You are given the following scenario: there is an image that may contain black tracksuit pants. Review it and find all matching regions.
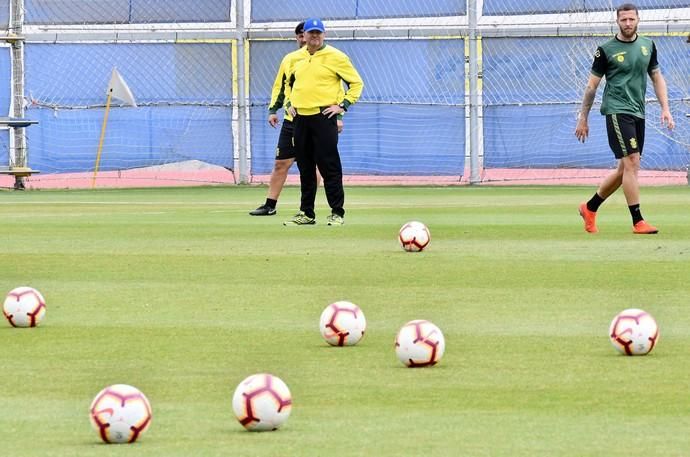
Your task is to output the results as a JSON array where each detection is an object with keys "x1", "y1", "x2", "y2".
[{"x1": 293, "y1": 112, "x2": 344, "y2": 218}]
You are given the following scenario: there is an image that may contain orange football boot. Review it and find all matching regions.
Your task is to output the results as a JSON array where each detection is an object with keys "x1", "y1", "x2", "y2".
[
  {"x1": 633, "y1": 220, "x2": 658, "y2": 234},
  {"x1": 578, "y1": 202, "x2": 598, "y2": 233}
]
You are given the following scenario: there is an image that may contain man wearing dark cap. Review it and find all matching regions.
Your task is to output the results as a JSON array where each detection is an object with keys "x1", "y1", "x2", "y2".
[
  {"x1": 250, "y1": 22, "x2": 344, "y2": 216},
  {"x1": 283, "y1": 18, "x2": 364, "y2": 226},
  {"x1": 250, "y1": 22, "x2": 307, "y2": 216}
]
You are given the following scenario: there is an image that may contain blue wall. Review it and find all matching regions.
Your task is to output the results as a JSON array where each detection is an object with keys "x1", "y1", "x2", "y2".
[
  {"x1": 0, "y1": 46, "x2": 10, "y2": 114},
  {"x1": 25, "y1": 43, "x2": 233, "y2": 172},
  {"x1": 0, "y1": 45, "x2": 12, "y2": 166},
  {"x1": 249, "y1": 39, "x2": 465, "y2": 175},
  {"x1": 251, "y1": 0, "x2": 465, "y2": 21},
  {"x1": 28, "y1": 106, "x2": 232, "y2": 173},
  {"x1": 0, "y1": 0, "x2": 8, "y2": 28},
  {"x1": 1, "y1": 2, "x2": 684, "y2": 175},
  {"x1": 25, "y1": 0, "x2": 232, "y2": 24},
  {"x1": 482, "y1": 36, "x2": 689, "y2": 169},
  {"x1": 484, "y1": 0, "x2": 690, "y2": 15},
  {"x1": 0, "y1": 37, "x2": 7, "y2": 163},
  {"x1": 26, "y1": 43, "x2": 233, "y2": 105}
]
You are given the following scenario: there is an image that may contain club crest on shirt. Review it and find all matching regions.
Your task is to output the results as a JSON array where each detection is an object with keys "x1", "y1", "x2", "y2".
[{"x1": 641, "y1": 46, "x2": 649, "y2": 56}]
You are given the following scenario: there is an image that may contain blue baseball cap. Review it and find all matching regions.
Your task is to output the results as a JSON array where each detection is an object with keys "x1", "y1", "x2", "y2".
[{"x1": 304, "y1": 18, "x2": 325, "y2": 33}]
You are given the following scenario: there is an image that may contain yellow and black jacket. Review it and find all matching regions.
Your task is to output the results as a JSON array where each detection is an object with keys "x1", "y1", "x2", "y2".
[
  {"x1": 268, "y1": 48, "x2": 307, "y2": 122},
  {"x1": 287, "y1": 44, "x2": 363, "y2": 115}
]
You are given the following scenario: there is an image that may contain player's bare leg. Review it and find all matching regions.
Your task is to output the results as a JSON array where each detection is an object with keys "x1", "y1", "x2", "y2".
[
  {"x1": 250, "y1": 158, "x2": 295, "y2": 216},
  {"x1": 267, "y1": 158, "x2": 295, "y2": 200},
  {"x1": 621, "y1": 153, "x2": 640, "y2": 206},
  {"x1": 619, "y1": 152, "x2": 657, "y2": 233},
  {"x1": 580, "y1": 160, "x2": 623, "y2": 233},
  {"x1": 597, "y1": 159, "x2": 624, "y2": 199}
]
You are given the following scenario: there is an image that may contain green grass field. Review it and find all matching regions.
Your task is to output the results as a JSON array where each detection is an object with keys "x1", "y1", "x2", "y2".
[{"x1": 2, "y1": 185, "x2": 690, "y2": 456}]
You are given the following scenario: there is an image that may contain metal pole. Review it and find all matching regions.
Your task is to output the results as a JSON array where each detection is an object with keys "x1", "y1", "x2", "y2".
[
  {"x1": 236, "y1": 0, "x2": 249, "y2": 184},
  {"x1": 468, "y1": 0, "x2": 481, "y2": 184},
  {"x1": 9, "y1": 0, "x2": 26, "y2": 189},
  {"x1": 10, "y1": 0, "x2": 25, "y2": 162}
]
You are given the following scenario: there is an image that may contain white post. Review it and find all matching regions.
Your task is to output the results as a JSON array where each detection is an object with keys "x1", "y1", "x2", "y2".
[
  {"x1": 7, "y1": 0, "x2": 28, "y2": 189},
  {"x1": 9, "y1": 0, "x2": 25, "y2": 165},
  {"x1": 235, "y1": 0, "x2": 249, "y2": 184},
  {"x1": 468, "y1": 0, "x2": 481, "y2": 184}
]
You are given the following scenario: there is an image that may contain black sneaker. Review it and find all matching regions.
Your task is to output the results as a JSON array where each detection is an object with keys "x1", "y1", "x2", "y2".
[{"x1": 249, "y1": 205, "x2": 276, "y2": 216}]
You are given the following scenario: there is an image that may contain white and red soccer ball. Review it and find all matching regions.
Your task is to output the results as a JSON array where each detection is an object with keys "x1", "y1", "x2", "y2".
[
  {"x1": 609, "y1": 308, "x2": 659, "y2": 356},
  {"x1": 398, "y1": 221, "x2": 430, "y2": 252},
  {"x1": 89, "y1": 384, "x2": 152, "y2": 444},
  {"x1": 232, "y1": 373, "x2": 292, "y2": 431},
  {"x1": 395, "y1": 320, "x2": 445, "y2": 367},
  {"x1": 319, "y1": 301, "x2": 367, "y2": 346},
  {"x1": 3, "y1": 286, "x2": 46, "y2": 328}
]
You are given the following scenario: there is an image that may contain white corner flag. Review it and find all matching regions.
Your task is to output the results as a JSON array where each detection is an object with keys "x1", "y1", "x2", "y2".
[
  {"x1": 108, "y1": 68, "x2": 137, "y2": 107},
  {"x1": 92, "y1": 68, "x2": 137, "y2": 188}
]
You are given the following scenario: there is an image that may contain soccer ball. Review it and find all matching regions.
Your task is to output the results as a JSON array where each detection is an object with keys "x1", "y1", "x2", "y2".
[
  {"x1": 398, "y1": 221, "x2": 430, "y2": 252},
  {"x1": 3, "y1": 286, "x2": 46, "y2": 328},
  {"x1": 609, "y1": 308, "x2": 659, "y2": 356},
  {"x1": 395, "y1": 320, "x2": 445, "y2": 367},
  {"x1": 319, "y1": 301, "x2": 367, "y2": 346},
  {"x1": 89, "y1": 384, "x2": 152, "y2": 443},
  {"x1": 232, "y1": 373, "x2": 292, "y2": 431}
]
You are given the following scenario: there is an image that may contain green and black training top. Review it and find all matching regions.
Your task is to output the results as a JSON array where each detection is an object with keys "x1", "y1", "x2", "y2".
[{"x1": 591, "y1": 34, "x2": 659, "y2": 118}]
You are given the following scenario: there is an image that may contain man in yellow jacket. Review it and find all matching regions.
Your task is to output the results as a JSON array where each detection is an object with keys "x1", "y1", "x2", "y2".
[
  {"x1": 283, "y1": 18, "x2": 364, "y2": 226},
  {"x1": 251, "y1": 21, "x2": 344, "y2": 217}
]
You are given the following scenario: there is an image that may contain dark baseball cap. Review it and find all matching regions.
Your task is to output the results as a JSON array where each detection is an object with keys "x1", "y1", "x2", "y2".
[{"x1": 295, "y1": 21, "x2": 305, "y2": 35}]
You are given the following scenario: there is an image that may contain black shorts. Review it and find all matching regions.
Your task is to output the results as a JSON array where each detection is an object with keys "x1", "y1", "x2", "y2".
[
  {"x1": 275, "y1": 119, "x2": 295, "y2": 161},
  {"x1": 605, "y1": 113, "x2": 645, "y2": 159}
]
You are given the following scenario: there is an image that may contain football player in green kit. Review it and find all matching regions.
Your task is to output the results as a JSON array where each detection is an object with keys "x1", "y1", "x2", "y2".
[{"x1": 575, "y1": 3, "x2": 675, "y2": 234}]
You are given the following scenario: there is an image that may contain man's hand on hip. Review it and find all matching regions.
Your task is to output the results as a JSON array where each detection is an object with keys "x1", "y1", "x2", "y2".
[{"x1": 322, "y1": 105, "x2": 344, "y2": 118}]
